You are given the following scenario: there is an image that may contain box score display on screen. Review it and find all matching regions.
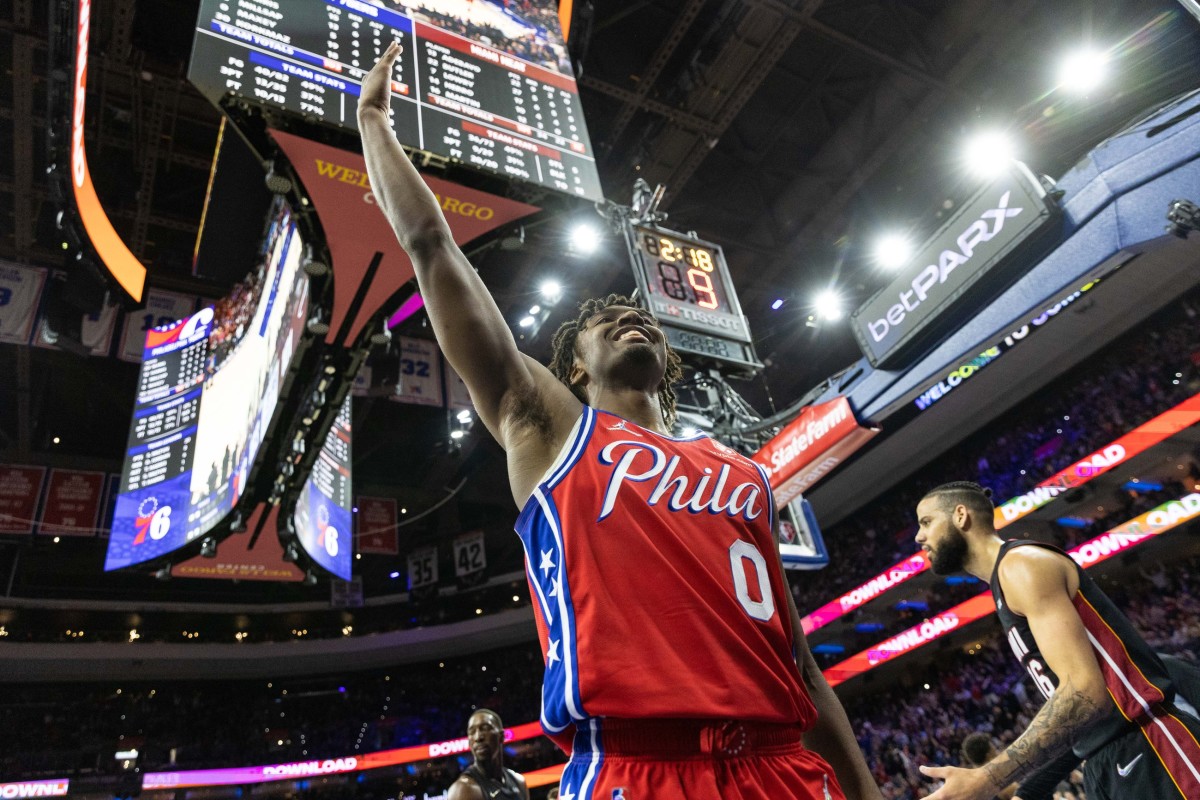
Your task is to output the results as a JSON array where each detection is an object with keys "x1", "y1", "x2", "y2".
[{"x1": 189, "y1": 0, "x2": 602, "y2": 201}]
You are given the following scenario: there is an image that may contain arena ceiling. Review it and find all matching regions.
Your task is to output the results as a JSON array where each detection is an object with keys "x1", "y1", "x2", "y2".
[{"x1": 0, "y1": 0, "x2": 1199, "y2": 607}]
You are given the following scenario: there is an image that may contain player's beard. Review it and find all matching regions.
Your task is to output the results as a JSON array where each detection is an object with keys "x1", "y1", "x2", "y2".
[{"x1": 929, "y1": 525, "x2": 969, "y2": 575}]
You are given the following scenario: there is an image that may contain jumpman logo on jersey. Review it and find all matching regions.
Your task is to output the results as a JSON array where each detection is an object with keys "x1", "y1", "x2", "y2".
[{"x1": 606, "y1": 420, "x2": 642, "y2": 436}]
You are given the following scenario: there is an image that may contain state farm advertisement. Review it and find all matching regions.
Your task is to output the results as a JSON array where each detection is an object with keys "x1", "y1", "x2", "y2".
[{"x1": 752, "y1": 397, "x2": 879, "y2": 507}]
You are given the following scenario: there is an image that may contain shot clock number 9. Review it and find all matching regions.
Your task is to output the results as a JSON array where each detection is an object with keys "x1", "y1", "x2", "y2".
[{"x1": 643, "y1": 234, "x2": 720, "y2": 310}]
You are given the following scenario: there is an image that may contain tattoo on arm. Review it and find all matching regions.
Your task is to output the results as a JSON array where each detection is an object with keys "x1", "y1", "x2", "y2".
[{"x1": 983, "y1": 677, "x2": 1106, "y2": 789}]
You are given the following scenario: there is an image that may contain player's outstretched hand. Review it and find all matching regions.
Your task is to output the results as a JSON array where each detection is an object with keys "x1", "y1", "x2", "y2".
[
  {"x1": 359, "y1": 41, "x2": 402, "y2": 117},
  {"x1": 918, "y1": 764, "x2": 999, "y2": 800}
]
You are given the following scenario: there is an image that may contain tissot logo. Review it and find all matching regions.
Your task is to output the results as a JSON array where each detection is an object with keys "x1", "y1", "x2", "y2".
[{"x1": 867, "y1": 191, "x2": 1023, "y2": 344}]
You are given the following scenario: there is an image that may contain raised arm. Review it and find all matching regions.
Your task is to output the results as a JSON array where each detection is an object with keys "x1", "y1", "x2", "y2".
[
  {"x1": 356, "y1": 43, "x2": 567, "y2": 445},
  {"x1": 921, "y1": 549, "x2": 1108, "y2": 800}
]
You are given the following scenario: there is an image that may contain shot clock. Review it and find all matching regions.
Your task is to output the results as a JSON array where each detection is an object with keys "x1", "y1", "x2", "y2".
[{"x1": 625, "y1": 224, "x2": 761, "y2": 372}]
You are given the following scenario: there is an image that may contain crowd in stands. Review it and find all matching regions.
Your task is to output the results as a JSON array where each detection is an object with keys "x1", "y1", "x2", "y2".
[
  {"x1": 2, "y1": 548, "x2": 1197, "y2": 800},
  {"x1": 205, "y1": 260, "x2": 263, "y2": 372},
  {"x1": 790, "y1": 294, "x2": 1200, "y2": 621},
  {"x1": 385, "y1": 0, "x2": 572, "y2": 73}
]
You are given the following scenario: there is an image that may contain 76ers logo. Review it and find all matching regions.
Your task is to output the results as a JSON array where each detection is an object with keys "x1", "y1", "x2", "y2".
[
  {"x1": 315, "y1": 504, "x2": 339, "y2": 557},
  {"x1": 132, "y1": 497, "x2": 173, "y2": 545}
]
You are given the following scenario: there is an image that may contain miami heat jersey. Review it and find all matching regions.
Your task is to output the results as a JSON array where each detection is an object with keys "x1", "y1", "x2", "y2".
[
  {"x1": 992, "y1": 540, "x2": 1195, "y2": 762},
  {"x1": 514, "y1": 407, "x2": 816, "y2": 745}
]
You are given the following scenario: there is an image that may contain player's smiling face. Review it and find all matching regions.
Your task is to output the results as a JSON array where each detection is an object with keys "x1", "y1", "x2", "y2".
[{"x1": 572, "y1": 305, "x2": 667, "y2": 394}]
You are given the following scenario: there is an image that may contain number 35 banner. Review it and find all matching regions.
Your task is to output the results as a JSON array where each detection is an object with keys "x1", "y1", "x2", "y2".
[
  {"x1": 0, "y1": 263, "x2": 48, "y2": 345},
  {"x1": 392, "y1": 336, "x2": 444, "y2": 407},
  {"x1": 407, "y1": 545, "x2": 439, "y2": 590}
]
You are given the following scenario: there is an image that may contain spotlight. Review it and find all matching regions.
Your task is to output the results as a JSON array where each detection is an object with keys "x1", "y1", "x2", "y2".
[
  {"x1": 873, "y1": 233, "x2": 913, "y2": 270},
  {"x1": 306, "y1": 312, "x2": 330, "y2": 336},
  {"x1": 199, "y1": 538, "x2": 218, "y2": 558},
  {"x1": 369, "y1": 318, "x2": 392, "y2": 347},
  {"x1": 282, "y1": 542, "x2": 300, "y2": 563},
  {"x1": 301, "y1": 244, "x2": 329, "y2": 278},
  {"x1": 540, "y1": 280, "x2": 562, "y2": 301},
  {"x1": 263, "y1": 159, "x2": 293, "y2": 194},
  {"x1": 303, "y1": 570, "x2": 318, "y2": 586},
  {"x1": 518, "y1": 316, "x2": 535, "y2": 328},
  {"x1": 963, "y1": 130, "x2": 1017, "y2": 179},
  {"x1": 456, "y1": 409, "x2": 472, "y2": 423},
  {"x1": 450, "y1": 429, "x2": 465, "y2": 440},
  {"x1": 813, "y1": 290, "x2": 843, "y2": 321},
  {"x1": 310, "y1": 388, "x2": 327, "y2": 408},
  {"x1": 154, "y1": 566, "x2": 171, "y2": 582},
  {"x1": 771, "y1": 298, "x2": 784, "y2": 311},
  {"x1": 1056, "y1": 47, "x2": 1108, "y2": 94},
  {"x1": 569, "y1": 223, "x2": 601, "y2": 255}
]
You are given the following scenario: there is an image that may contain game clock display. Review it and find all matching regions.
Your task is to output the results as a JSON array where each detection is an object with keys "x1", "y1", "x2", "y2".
[{"x1": 627, "y1": 224, "x2": 760, "y2": 371}]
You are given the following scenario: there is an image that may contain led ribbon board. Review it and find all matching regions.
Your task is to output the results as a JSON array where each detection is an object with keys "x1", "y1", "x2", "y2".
[
  {"x1": 143, "y1": 722, "x2": 544, "y2": 789},
  {"x1": 188, "y1": 0, "x2": 601, "y2": 200},
  {"x1": 626, "y1": 224, "x2": 760, "y2": 370},
  {"x1": 799, "y1": 389, "x2": 1200, "y2": 634},
  {"x1": 823, "y1": 491, "x2": 1200, "y2": 686},
  {"x1": 292, "y1": 398, "x2": 353, "y2": 579},
  {"x1": 851, "y1": 163, "x2": 1056, "y2": 368}
]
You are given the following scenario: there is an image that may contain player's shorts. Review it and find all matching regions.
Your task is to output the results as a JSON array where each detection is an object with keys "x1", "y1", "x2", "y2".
[
  {"x1": 1082, "y1": 706, "x2": 1200, "y2": 800},
  {"x1": 556, "y1": 718, "x2": 845, "y2": 800}
]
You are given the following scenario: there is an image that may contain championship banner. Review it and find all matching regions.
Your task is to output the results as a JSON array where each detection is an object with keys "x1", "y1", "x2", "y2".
[
  {"x1": 172, "y1": 505, "x2": 305, "y2": 582},
  {"x1": 351, "y1": 365, "x2": 372, "y2": 397},
  {"x1": 445, "y1": 362, "x2": 474, "y2": 412},
  {"x1": 355, "y1": 496, "x2": 399, "y2": 555},
  {"x1": 407, "y1": 545, "x2": 439, "y2": 590},
  {"x1": 392, "y1": 337, "x2": 444, "y2": 407},
  {"x1": 752, "y1": 397, "x2": 880, "y2": 507},
  {"x1": 38, "y1": 469, "x2": 105, "y2": 537},
  {"x1": 33, "y1": 290, "x2": 119, "y2": 356},
  {"x1": 0, "y1": 262, "x2": 48, "y2": 345},
  {"x1": 118, "y1": 290, "x2": 198, "y2": 362},
  {"x1": 453, "y1": 530, "x2": 486, "y2": 577},
  {"x1": 330, "y1": 577, "x2": 364, "y2": 608},
  {"x1": 269, "y1": 130, "x2": 540, "y2": 345},
  {"x1": 0, "y1": 466, "x2": 47, "y2": 535}
]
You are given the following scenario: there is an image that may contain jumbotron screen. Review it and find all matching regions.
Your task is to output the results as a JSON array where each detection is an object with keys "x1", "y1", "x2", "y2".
[
  {"x1": 188, "y1": 0, "x2": 602, "y2": 200},
  {"x1": 292, "y1": 398, "x2": 353, "y2": 580},
  {"x1": 106, "y1": 200, "x2": 310, "y2": 571}
]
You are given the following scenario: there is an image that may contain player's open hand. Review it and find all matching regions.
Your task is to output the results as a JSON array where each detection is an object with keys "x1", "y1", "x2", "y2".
[
  {"x1": 358, "y1": 40, "x2": 402, "y2": 117},
  {"x1": 919, "y1": 764, "x2": 999, "y2": 800}
]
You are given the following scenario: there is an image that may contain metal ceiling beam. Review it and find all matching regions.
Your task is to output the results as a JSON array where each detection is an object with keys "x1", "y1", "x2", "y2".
[
  {"x1": 602, "y1": 0, "x2": 708, "y2": 150},
  {"x1": 578, "y1": 74, "x2": 720, "y2": 135},
  {"x1": 746, "y1": 0, "x2": 949, "y2": 91},
  {"x1": 776, "y1": 0, "x2": 1037, "y2": 258},
  {"x1": 130, "y1": 79, "x2": 169, "y2": 256}
]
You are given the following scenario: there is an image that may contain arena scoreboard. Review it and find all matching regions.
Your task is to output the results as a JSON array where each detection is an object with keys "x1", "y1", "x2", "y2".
[
  {"x1": 188, "y1": 0, "x2": 602, "y2": 200},
  {"x1": 625, "y1": 224, "x2": 760, "y2": 371}
]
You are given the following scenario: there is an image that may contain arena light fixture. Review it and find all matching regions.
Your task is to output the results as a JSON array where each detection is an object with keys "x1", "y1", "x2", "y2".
[
  {"x1": 873, "y1": 233, "x2": 913, "y2": 270},
  {"x1": 771, "y1": 298, "x2": 785, "y2": 310},
  {"x1": 540, "y1": 279, "x2": 562, "y2": 301},
  {"x1": 569, "y1": 223, "x2": 602, "y2": 254},
  {"x1": 456, "y1": 409, "x2": 472, "y2": 423},
  {"x1": 1056, "y1": 47, "x2": 1109, "y2": 94},
  {"x1": 963, "y1": 130, "x2": 1017, "y2": 179},
  {"x1": 518, "y1": 315, "x2": 536, "y2": 328},
  {"x1": 813, "y1": 290, "x2": 843, "y2": 321}
]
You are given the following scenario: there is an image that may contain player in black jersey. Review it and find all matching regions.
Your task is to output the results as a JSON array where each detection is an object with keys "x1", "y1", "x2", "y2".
[
  {"x1": 447, "y1": 709, "x2": 530, "y2": 800},
  {"x1": 912, "y1": 481, "x2": 1200, "y2": 800}
]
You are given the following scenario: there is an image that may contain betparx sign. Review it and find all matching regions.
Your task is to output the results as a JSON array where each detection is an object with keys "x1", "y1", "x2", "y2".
[{"x1": 851, "y1": 163, "x2": 1055, "y2": 368}]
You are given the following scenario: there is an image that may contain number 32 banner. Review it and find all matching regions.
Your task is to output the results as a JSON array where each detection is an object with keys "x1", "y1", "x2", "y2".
[{"x1": 393, "y1": 336, "x2": 444, "y2": 407}]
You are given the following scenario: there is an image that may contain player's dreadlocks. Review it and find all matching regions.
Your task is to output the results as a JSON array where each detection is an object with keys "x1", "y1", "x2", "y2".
[{"x1": 549, "y1": 294, "x2": 684, "y2": 429}]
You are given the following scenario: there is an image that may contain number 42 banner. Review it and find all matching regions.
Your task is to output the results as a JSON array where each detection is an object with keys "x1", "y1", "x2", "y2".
[{"x1": 454, "y1": 530, "x2": 486, "y2": 578}]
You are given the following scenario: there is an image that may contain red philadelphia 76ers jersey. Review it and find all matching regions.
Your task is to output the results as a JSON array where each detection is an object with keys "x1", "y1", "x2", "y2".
[{"x1": 515, "y1": 407, "x2": 817, "y2": 747}]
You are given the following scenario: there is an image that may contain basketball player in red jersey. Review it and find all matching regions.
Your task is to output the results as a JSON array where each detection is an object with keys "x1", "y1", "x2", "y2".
[
  {"x1": 359, "y1": 42, "x2": 880, "y2": 800},
  {"x1": 914, "y1": 482, "x2": 1200, "y2": 800}
]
